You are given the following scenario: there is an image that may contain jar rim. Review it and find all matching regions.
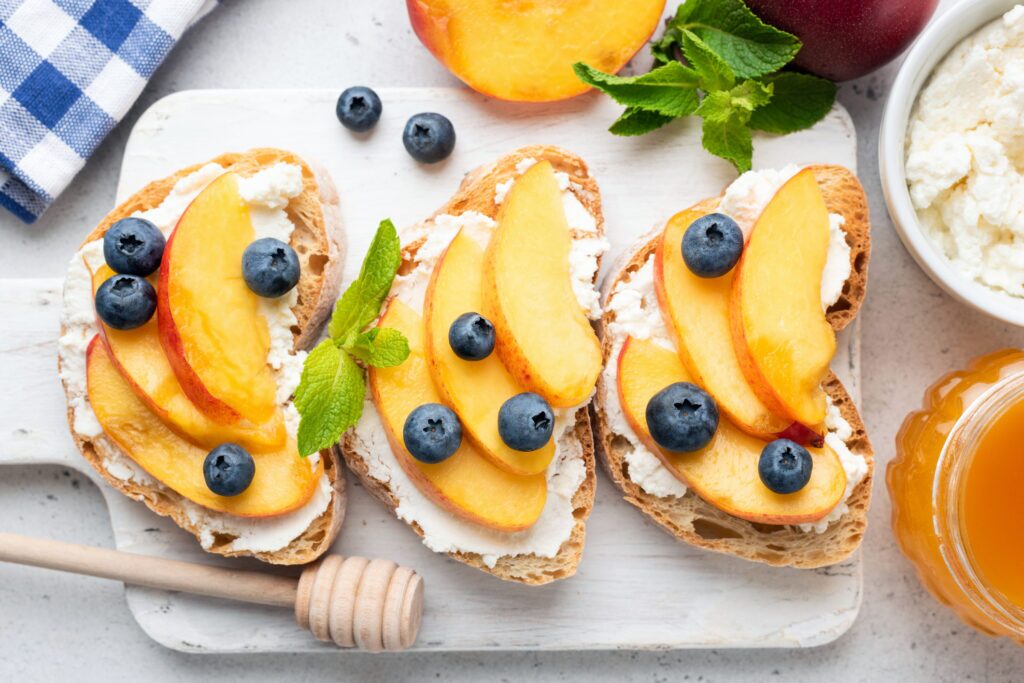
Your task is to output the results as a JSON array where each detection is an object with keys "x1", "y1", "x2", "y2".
[{"x1": 933, "y1": 370, "x2": 1024, "y2": 635}]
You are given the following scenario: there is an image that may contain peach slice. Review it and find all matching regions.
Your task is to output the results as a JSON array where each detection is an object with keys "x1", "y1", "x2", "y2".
[
  {"x1": 425, "y1": 229, "x2": 556, "y2": 476},
  {"x1": 158, "y1": 172, "x2": 278, "y2": 425},
  {"x1": 370, "y1": 299, "x2": 546, "y2": 531},
  {"x1": 86, "y1": 337, "x2": 320, "y2": 517},
  {"x1": 617, "y1": 336, "x2": 845, "y2": 525},
  {"x1": 655, "y1": 207, "x2": 799, "y2": 440},
  {"x1": 91, "y1": 264, "x2": 286, "y2": 452},
  {"x1": 407, "y1": 0, "x2": 665, "y2": 102},
  {"x1": 731, "y1": 169, "x2": 836, "y2": 427},
  {"x1": 483, "y1": 161, "x2": 602, "y2": 408}
]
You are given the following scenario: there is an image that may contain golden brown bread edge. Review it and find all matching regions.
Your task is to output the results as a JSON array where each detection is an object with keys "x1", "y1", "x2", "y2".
[
  {"x1": 593, "y1": 165, "x2": 874, "y2": 569},
  {"x1": 341, "y1": 145, "x2": 600, "y2": 585},
  {"x1": 58, "y1": 148, "x2": 346, "y2": 565}
]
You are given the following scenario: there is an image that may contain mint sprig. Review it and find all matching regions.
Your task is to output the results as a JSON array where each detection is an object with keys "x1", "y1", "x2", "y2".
[
  {"x1": 576, "y1": 0, "x2": 836, "y2": 173},
  {"x1": 295, "y1": 219, "x2": 410, "y2": 456}
]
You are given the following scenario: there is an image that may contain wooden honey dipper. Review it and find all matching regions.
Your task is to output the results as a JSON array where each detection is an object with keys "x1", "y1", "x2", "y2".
[{"x1": 0, "y1": 532, "x2": 423, "y2": 651}]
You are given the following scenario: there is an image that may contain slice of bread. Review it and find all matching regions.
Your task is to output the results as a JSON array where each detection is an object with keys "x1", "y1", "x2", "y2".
[
  {"x1": 58, "y1": 148, "x2": 346, "y2": 565},
  {"x1": 341, "y1": 146, "x2": 600, "y2": 585},
  {"x1": 594, "y1": 165, "x2": 874, "y2": 569}
]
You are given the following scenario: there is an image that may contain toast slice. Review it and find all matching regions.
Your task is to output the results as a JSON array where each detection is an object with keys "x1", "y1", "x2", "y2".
[
  {"x1": 594, "y1": 165, "x2": 874, "y2": 569},
  {"x1": 58, "y1": 148, "x2": 346, "y2": 565},
  {"x1": 341, "y1": 146, "x2": 601, "y2": 585}
]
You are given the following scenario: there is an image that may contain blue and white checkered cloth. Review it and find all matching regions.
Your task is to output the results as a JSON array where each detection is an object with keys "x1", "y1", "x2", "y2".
[{"x1": 0, "y1": 0, "x2": 217, "y2": 223}]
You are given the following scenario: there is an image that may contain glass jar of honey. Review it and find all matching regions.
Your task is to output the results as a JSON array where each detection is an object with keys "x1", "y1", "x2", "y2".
[{"x1": 889, "y1": 349, "x2": 1024, "y2": 640}]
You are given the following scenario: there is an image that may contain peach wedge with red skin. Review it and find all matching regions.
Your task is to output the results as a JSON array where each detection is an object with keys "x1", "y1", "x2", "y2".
[
  {"x1": 158, "y1": 171, "x2": 280, "y2": 425},
  {"x1": 425, "y1": 228, "x2": 556, "y2": 476},
  {"x1": 654, "y1": 205, "x2": 822, "y2": 443},
  {"x1": 370, "y1": 300, "x2": 547, "y2": 531},
  {"x1": 616, "y1": 336, "x2": 846, "y2": 525},
  {"x1": 91, "y1": 263, "x2": 286, "y2": 452},
  {"x1": 407, "y1": 0, "x2": 666, "y2": 102},
  {"x1": 86, "y1": 337, "x2": 321, "y2": 517},
  {"x1": 484, "y1": 161, "x2": 602, "y2": 408},
  {"x1": 730, "y1": 169, "x2": 836, "y2": 428}
]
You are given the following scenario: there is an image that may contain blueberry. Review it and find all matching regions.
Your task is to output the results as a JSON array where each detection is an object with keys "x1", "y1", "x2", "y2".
[
  {"x1": 103, "y1": 217, "x2": 165, "y2": 276},
  {"x1": 645, "y1": 382, "x2": 719, "y2": 452},
  {"x1": 403, "y1": 403, "x2": 462, "y2": 464},
  {"x1": 242, "y1": 238, "x2": 301, "y2": 298},
  {"x1": 682, "y1": 213, "x2": 744, "y2": 278},
  {"x1": 203, "y1": 443, "x2": 256, "y2": 497},
  {"x1": 758, "y1": 439, "x2": 813, "y2": 494},
  {"x1": 336, "y1": 86, "x2": 382, "y2": 132},
  {"x1": 498, "y1": 393, "x2": 554, "y2": 452},
  {"x1": 95, "y1": 275, "x2": 157, "y2": 330},
  {"x1": 448, "y1": 312, "x2": 495, "y2": 361},
  {"x1": 402, "y1": 113, "x2": 456, "y2": 164}
]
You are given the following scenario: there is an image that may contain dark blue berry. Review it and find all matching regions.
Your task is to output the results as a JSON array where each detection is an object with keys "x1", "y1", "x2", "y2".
[
  {"x1": 204, "y1": 443, "x2": 256, "y2": 497},
  {"x1": 404, "y1": 403, "x2": 462, "y2": 464},
  {"x1": 682, "y1": 213, "x2": 744, "y2": 278},
  {"x1": 104, "y1": 217, "x2": 165, "y2": 276},
  {"x1": 95, "y1": 274, "x2": 157, "y2": 330},
  {"x1": 242, "y1": 238, "x2": 301, "y2": 298},
  {"x1": 403, "y1": 113, "x2": 456, "y2": 164},
  {"x1": 448, "y1": 312, "x2": 495, "y2": 361},
  {"x1": 498, "y1": 393, "x2": 554, "y2": 452},
  {"x1": 645, "y1": 382, "x2": 719, "y2": 452},
  {"x1": 758, "y1": 439, "x2": 813, "y2": 494},
  {"x1": 336, "y1": 86, "x2": 382, "y2": 132}
]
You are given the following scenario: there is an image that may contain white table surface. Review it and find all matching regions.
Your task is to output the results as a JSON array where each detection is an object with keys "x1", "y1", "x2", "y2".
[{"x1": 1, "y1": 0, "x2": 1022, "y2": 680}]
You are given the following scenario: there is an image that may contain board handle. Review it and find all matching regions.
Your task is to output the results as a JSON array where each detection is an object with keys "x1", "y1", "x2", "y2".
[{"x1": 0, "y1": 532, "x2": 423, "y2": 651}]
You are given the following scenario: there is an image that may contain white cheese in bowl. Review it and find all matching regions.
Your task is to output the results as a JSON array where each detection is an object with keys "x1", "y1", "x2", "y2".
[{"x1": 905, "y1": 4, "x2": 1024, "y2": 299}]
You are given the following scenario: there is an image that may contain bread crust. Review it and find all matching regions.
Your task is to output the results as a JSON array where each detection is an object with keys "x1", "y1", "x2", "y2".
[
  {"x1": 341, "y1": 146, "x2": 601, "y2": 585},
  {"x1": 58, "y1": 148, "x2": 346, "y2": 565},
  {"x1": 594, "y1": 165, "x2": 874, "y2": 568}
]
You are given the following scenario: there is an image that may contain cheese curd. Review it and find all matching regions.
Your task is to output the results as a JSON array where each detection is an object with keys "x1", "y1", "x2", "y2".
[
  {"x1": 906, "y1": 5, "x2": 1024, "y2": 299},
  {"x1": 57, "y1": 163, "x2": 330, "y2": 554}
]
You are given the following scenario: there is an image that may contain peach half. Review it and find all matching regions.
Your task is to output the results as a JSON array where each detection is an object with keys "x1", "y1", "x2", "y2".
[{"x1": 407, "y1": 0, "x2": 666, "y2": 102}]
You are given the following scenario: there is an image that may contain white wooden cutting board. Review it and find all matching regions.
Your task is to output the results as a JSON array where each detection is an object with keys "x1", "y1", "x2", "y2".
[{"x1": 0, "y1": 88, "x2": 862, "y2": 652}]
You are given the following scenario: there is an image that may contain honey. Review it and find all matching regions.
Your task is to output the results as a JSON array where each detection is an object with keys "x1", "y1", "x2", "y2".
[
  {"x1": 889, "y1": 349, "x2": 1024, "y2": 640},
  {"x1": 960, "y1": 397, "x2": 1024, "y2": 610}
]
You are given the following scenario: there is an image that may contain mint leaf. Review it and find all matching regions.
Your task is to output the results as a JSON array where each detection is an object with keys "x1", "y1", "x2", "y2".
[
  {"x1": 682, "y1": 29, "x2": 734, "y2": 92},
  {"x1": 574, "y1": 62, "x2": 700, "y2": 118},
  {"x1": 702, "y1": 115, "x2": 754, "y2": 173},
  {"x1": 328, "y1": 219, "x2": 401, "y2": 342},
  {"x1": 295, "y1": 340, "x2": 365, "y2": 457},
  {"x1": 609, "y1": 107, "x2": 675, "y2": 136},
  {"x1": 696, "y1": 79, "x2": 772, "y2": 124},
  {"x1": 749, "y1": 72, "x2": 836, "y2": 134},
  {"x1": 347, "y1": 327, "x2": 410, "y2": 368},
  {"x1": 669, "y1": 0, "x2": 801, "y2": 79},
  {"x1": 652, "y1": 27, "x2": 684, "y2": 65}
]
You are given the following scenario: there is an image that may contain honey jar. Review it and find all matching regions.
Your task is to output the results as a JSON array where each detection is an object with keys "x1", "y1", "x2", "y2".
[{"x1": 889, "y1": 349, "x2": 1024, "y2": 640}]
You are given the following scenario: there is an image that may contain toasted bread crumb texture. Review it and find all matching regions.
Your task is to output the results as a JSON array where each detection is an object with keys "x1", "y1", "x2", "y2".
[
  {"x1": 595, "y1": 165, "x2": 874, "y2": 569},
  {"x1": 341, "y1": 146, "x2": 601, "y2": 585},
  {"x1": 59, "y1": 148, "x2": 346, "y2": 565}
]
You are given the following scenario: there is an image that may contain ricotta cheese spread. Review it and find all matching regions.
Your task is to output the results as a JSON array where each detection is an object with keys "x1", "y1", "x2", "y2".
[
  {"x1": 493, "y1": 157, "x2": 609, "y2": 319},
  {"x1": 352, "y1": 208, "x2": 599, "y2": 567},
  {"x1": 601, "y1": 167, "x2": 865, "y2": 530},
  {"x1": 57, "y1": 163, "x2": 330, "y2": 554},
  {"x1": 905, "y1": 5, "x2": 1024, "y2": 299}
]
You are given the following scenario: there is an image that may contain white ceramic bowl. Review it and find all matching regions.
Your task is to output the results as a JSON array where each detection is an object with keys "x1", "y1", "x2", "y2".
[{"x1": 879, "y1": 0, "x2": 1024, "y2": 326}]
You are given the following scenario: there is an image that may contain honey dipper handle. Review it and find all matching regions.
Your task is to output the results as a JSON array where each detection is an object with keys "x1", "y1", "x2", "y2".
[{"x1": 0, "y1": 532, "x2": 297, "y2": 608}]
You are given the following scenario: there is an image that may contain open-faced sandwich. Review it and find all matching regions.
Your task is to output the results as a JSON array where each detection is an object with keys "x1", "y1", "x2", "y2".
[
  {"x1": 595, "y1": 165, "x2": 874, "y2": 568},
  {"x1": 341, "y1": 146, "x2": 606, "y2": 585},
  {"x1": 58, "y1": 149, "x2": 346, "y2": 565}
]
